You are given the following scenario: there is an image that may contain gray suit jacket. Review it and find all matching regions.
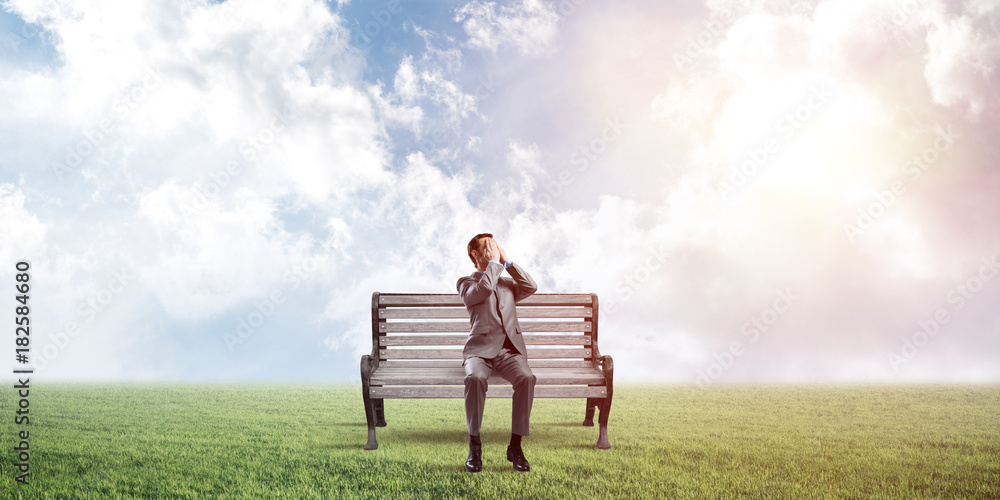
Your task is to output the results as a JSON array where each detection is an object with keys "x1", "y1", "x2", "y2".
[{"x1": 457, "y1": 261, "x2": 538, "y2": 360}]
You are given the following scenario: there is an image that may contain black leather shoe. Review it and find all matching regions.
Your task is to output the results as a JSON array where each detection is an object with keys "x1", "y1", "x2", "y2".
[
  {"x1": 465, "y1": 448, "x2": 482, "y2": 473},
  {"x1": 506, "y1": 446, "x2": 530, "y2": 472}
]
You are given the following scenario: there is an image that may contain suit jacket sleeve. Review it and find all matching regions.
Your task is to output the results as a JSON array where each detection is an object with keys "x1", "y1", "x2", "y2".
[
  {"x1": 456, "y1": 261, "x2": 504, "y2": 307},
  {"x1": 505, "y1": 261, "x2": 537, "y2": 303}
]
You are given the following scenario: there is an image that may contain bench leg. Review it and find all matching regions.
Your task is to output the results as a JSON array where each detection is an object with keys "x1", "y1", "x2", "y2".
[
  {"x1": 361, "y1": 355, "x2": 379, "y2": 450},
  {"x1": 596, "y1": 356, "x2": 614, "y2": 450},
  {"x1": 374, "y1": 398, "x2": 387, "y2": 427},
  {"x1": 596, "y1": 397, "x2": 612, "y2": 449},
  {"x1": 583, "y1": 396, "x2": 598, "y2": 427}
]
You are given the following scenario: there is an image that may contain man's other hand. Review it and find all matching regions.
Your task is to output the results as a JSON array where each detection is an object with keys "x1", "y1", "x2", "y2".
[{"x1": 494, "y1": 239, "x2": 508, "y2": 265}]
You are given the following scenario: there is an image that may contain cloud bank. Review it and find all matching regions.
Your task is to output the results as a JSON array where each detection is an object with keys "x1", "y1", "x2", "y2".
[{"x1": 1, "y1": 0, "x2": 998, "y2": 383}]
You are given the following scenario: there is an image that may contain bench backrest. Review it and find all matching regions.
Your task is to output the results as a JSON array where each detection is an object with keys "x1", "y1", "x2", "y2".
[{"x1": 372, "y1": 293, "x2": 600, "y2": 369}]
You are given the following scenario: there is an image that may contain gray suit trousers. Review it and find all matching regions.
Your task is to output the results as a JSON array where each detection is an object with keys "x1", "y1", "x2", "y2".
[{"x1": 464, "y1": 347, "x2": 536, "y2": 437}]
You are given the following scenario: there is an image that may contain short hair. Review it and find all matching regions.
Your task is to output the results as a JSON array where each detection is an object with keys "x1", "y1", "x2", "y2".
[{"x1": 467, "y1": 233, "x2": 493, "y2": 264}]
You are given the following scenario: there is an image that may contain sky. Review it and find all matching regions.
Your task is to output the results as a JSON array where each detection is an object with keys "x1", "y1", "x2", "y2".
[{"x1": 1, "y1": 0, "x2": 998, "y2": 383}]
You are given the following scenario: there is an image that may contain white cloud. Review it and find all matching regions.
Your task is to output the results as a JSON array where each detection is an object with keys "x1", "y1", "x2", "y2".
[
  {"x1": 454, "y1": 0, "x2": 560, "y2": 55},
  {"x1": 369, "y1": 83, "x2": 424, "y2": 135},
  {"x1": 383, "y1": 49, "x2": 478, "y2": 134},
  {"x1": 137, "y1": 182, "x2": 320, "y2": 319},
  {"x1": 393, "y1": 55, "x2": 422, "y2": 102},
  {"x1": 505, "y1": 140, "x2": 543, "y2": 175},
  {"x1": 0, "y1": 184, "x2": 47, "y2": 263},
  {"x1": 924, "y1": 10, "x2": 1000, "y2": 116}
]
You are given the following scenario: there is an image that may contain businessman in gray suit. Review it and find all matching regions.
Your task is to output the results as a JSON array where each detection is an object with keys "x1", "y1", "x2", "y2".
[{"x1": 457, "y1": 233, "x2": 537, "y2": 472}]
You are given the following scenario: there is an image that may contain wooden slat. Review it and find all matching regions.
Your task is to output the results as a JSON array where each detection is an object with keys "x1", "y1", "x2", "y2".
[
  {"x1": 380, "y1": 335, "x2": 591, "y2": 346},
  {"x1": 380, "y1": 321, "x2": 591, "y2": 333},
  {"x1": 380, "y1": 308, "x2": 466, "y2": 319},
  {"x1": 378, "y1": 360, "x2": 594, "y2": 368},
  {"x1": 370, "y1": 385, "x2": 607, "y2": 398},
  {"x1": 380, "y1": 348, "x2": 591, "y2": 360},
  {"x1": 517, "y1": 294, "x2": 594, "y2": 306},
  {"x1": 371, "y1": 367, "x2": 605, "y2": 385},
  {"x1": 379, "y1": 307, "x2": 592, "y2": 319},
  {"x1": 378, "y1": 293, "x2": 594, "y2": 307},
  {"x1": 379, "y1": 295, "x2": 463, "y2": 307}
]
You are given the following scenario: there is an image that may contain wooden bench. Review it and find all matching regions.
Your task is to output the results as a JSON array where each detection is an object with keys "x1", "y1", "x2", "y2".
[{"x1": 361, "y1": 292, "x2": 614, "y2": 451}]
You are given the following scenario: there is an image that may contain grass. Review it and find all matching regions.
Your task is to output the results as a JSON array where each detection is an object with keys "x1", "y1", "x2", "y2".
[{"x1": 1, "y1": 383, "x2": 998, "y2": 499}]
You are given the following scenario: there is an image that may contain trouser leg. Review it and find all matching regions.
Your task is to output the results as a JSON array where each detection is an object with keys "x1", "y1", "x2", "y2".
[
  {"x1": 494, "y1": 349, "x2": 535, "y2": 436},
  {"x1": 464, "y1": 357, "x2": 491, "y2": 436}
]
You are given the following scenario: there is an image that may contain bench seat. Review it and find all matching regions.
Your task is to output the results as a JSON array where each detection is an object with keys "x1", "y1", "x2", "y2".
[{"x1": 371, "y1": 366, "x2": 608, "y2": 389}]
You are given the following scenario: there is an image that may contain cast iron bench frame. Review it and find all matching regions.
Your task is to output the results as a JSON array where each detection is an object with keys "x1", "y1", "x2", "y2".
[{"x1": 361, "y1": 292, "x2": 614, "y2": 450}]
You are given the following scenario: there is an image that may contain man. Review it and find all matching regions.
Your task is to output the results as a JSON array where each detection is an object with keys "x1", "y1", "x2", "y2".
[{"x1": 457, "y1": 233, "x2": 538, "y2": 473}]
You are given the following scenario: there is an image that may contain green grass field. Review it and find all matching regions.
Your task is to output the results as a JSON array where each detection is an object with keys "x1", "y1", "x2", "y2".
[{"x1": 1, "y1": 383, "x2": 998, "y2": 499}]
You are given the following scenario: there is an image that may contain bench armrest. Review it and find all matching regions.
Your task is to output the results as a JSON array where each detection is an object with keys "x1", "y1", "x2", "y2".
[
  {"x1": 600, "y1": 355, "x2": 613, "y2": 380},
  {"x1": 589, "y1": 293, "x2": 605, "y2": 370}
]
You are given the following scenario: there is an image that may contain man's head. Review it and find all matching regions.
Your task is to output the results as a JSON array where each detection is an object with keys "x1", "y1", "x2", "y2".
[{"x1": 467, "y1": 232, "x2": 493, "y2": 269}]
